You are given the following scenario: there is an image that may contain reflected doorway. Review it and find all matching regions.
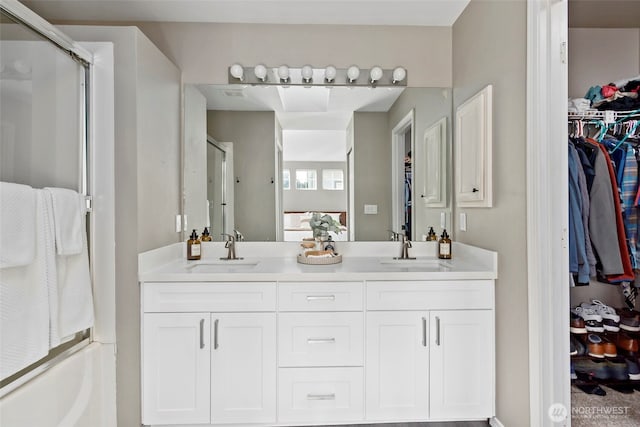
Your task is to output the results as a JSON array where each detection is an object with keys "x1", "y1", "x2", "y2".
[
  {"x1": 207, "y1": 137, "x2": 234, "y2": 236},
  {"x1": 392, "y1": 110, "x2": 415, "y2": 240}
]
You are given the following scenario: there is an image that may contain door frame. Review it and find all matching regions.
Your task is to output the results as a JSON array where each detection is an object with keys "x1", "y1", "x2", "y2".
[
  {"x1": 526, "y1": 1, "x2": 569, "y2": 426},
  {"x1": 391, "y1": 109, "x2": 415, "y2": 238}
]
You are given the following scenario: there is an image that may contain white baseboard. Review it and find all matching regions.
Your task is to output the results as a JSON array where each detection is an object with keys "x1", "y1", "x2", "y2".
[{"x1": 490, "y1": 416, "x2": 506, "y2": 427}]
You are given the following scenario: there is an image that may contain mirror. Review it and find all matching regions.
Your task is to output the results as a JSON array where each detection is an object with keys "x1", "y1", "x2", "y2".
[{"x1": 183, "y1": 84, "x2": 452, "y2": 241}]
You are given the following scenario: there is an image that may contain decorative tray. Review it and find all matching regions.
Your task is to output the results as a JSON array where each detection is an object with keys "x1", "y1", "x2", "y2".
[{"x1": 297, "y1": 253, "x2": 343, "y2": 265}]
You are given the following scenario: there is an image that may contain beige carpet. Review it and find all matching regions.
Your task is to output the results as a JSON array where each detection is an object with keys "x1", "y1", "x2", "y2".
[{"x1": 571, "y1": 384, "x2": 640, "y2": 427}]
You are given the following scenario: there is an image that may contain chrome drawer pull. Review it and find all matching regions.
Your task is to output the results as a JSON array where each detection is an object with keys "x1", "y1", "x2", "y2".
[
  {"x1": 307, "y1": 393, "x2": 335, "y2": 401},
  {"x1": 436, "y1": 316, "x2": 441, "y2": 346},
  {"x1": 306, "y1": 295, "x2": 336, "y2": 301},
  {"x1": 422, "y1": 317, "x2": 427, "y2": 347},
  {"x1": 199, "y1": 319, "x2": 205, "y2": 349},
  {"x1": 307, "y1": 338, "x2": 336, "y2": 344},
  {"x1": 214, "y1": 318, "x2": 219, "y2": 350}
]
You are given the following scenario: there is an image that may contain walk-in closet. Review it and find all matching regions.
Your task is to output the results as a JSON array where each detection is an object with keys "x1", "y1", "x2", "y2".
[{"x1": 567, "y1": 3, "x2": 640, "y2": 425}]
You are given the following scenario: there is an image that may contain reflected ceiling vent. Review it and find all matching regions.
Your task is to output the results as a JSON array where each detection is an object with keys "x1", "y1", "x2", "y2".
[{"x1": 222, "y1": 89, "x2": 246, "y2": 98}]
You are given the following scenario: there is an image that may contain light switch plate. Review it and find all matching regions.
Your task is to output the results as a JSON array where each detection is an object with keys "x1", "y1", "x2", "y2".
[
  {"x1": 364, "y1": 204, "x2": 378, "y2": 215},
  {"x1": 440, "y1": 212, "x2": 446, "y2": 229},
  {"x1": 175, "y1": 215, "x2": 182, "y2": 233},
  {"x1": 459, "y1": 212, "x2": 467, "y2": 232}
]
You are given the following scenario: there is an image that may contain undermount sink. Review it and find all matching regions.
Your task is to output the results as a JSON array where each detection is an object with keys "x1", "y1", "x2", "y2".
[{"x1": 185, "y1": 259, "x2": 260, "y2": 273}]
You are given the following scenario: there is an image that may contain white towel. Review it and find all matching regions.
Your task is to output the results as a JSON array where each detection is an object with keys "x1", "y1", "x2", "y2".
[
  {"x1": 44, "y1": 187, "x2": 85, "y2": 256},
  {"x1": 0, "y1": 181, "x2": 36, "y2": 269},
  {"x1": 0, "y1": 190, "x2": 54, "y2": 380},
  {"x1": 47, "y1": 190, "x2": 94, "y2": 340}
]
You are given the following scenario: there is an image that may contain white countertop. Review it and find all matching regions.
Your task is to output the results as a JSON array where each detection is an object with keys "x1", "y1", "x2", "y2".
[{"x1": 139, "y1": 241, "x2": 497, "y2": 282}]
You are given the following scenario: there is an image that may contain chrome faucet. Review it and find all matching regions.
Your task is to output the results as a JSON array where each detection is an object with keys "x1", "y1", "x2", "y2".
[
  {"x1": 388, "y1": 230, "x2": 401, "y2": 241},
  {"x1": 233, "y1": 229, "x2": 244, "y2": 241},
  {"x1": 221, "y1": 233, "x2": 243, "y2": 260},
  {"x1": 395, "y1": 233, "x2": 416, "y2": 260}
]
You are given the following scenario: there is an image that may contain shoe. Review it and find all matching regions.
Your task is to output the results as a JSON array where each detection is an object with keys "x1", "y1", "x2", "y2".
[
  {"x1": 606, "y1": 357, "x2": 629, "y2": 381},
  {"x1": 625, "y1": 357, "x2": 640, "y2": 380},
  {"x1": 571, "y1": 362, "x2": 577, "y2": 380},
  {"x1": 574, "y1": 380, "x2": 607, "y2": 396},
  {"x1": 572, "y1": 306, "x2": 604, "y2": 332},
  {"x1": 608, "y1": 384, "x2": 635, "y2": 394},
  {"x1": 570, "y1": 310, "x2": 587, "y2": 334},
  {"x1": 570, "y1": 339, "x2": 577, "y2": 356},
  {"x1": 574, "y1": 358, "x2": 611, "y2": 379},
  {"x1": 617, "y1": 307, "x2": 640, "y2": 332},
  {"x1": 617, "y1": 332, "x2": 639, "y2": 356},
  {"x1": 601, "y1": 336, "x2": 618, "y2": 357},
  {"x1": 570, "y1": 335, "x2": 586, "y2": 356},
  {"x1": 584, "y1": 300, "x2": 620, "y2": 332}
]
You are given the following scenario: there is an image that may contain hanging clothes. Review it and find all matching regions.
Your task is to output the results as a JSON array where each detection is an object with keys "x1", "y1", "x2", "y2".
[
  {"x1": 594, "y1": 140, "x2": 635, "y2": 282},
  {"x1": 568, "y1": 144, "x2": 591, "y2": 284}
]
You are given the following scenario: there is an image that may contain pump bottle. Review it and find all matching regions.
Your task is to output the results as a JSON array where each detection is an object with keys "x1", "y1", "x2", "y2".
[
  {"x1": 438, "y1": 229, "x2": 452, "y2": 259},
  {"x1": 187, "y1": 229, "x2": 201, "y2": 260}
]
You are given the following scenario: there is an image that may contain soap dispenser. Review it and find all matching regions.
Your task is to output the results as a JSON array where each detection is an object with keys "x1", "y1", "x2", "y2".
[
  {"x1": 201, "y1": 227, "x2": 212, "y2": 242},
  {"x1": 426, "y1": 227, "x2": 438, "y2": 241},
  {"x1": 438, "y1": 229, "x2": 452, "y2": 259},
  {"x1": 187, "y1": 229, "x2": 201, "y2": 260}
]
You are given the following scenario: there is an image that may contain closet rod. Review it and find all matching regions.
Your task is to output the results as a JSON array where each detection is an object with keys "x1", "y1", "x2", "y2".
[{"x1": 568, "y1": 109, "x2": 640, "y2": 121}]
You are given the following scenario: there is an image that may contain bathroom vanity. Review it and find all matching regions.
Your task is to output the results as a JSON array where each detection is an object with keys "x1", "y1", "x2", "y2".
[{"x1": 138, "y1": 242, "x2": 497, "y2": 426}]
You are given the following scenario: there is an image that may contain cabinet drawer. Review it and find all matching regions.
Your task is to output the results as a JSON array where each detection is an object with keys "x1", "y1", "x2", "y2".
[
  {"x1": 278, "y1": 367, "x2": 364, "y2": 423},
  {"x1": 143, "y1": 282, "x2": 276, "y2": 312},
  {"x1": 279, "y1": 313, "x2": 363, "y2": 367},
  {"x1": 366, "y1": 280, "x2": 494, "y2": 310},
  {"x1": 278, "y1": 282, "x2": 363, "y2": 311}
]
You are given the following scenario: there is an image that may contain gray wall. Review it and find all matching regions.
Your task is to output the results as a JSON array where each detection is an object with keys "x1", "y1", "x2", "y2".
[
  {"x1": 568, "y1": 28, "x2": 640, "y2": 99},
  {"x1": 207, "y1": 110, "x2": 276, "y2": 241},
  {"x1": 452, "y1": 1, "x2": 529, "y2": 426},
  {"x1": 128, "y1": 22, "x2": 452, "y2": 87},
  {"x1": 59, "y1": 26, "x2": 182, "y2": 427},
  {"x1": 388, "y1": 88, "x2": 452, "y2": 238},
  {"x1": 283, "y1": 161, "x2": 347, "y2": 212},
  {"x1": 353, "y1": 112, "x2": 391, "y2": 241}
]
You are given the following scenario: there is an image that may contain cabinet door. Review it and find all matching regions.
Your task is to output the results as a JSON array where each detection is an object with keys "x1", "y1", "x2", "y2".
[
  {"x1": 211, "y1": 313, "x2": 276, "y2": 424},
  {"x1": 420, "y1": 117, "x2": 447, "y2": 207},
  {"x1": 430, "y1": 310, "x2": 494, "y2": 419},
  {"x1": 142, "y1": 313, "x2": 210, "y2": 425},
  {"x1": 365, "y1": 311, "x2": 429, "y2": 421},
  {"x1": 455, "y1": 84, "x2": 492, "y2": 207}
]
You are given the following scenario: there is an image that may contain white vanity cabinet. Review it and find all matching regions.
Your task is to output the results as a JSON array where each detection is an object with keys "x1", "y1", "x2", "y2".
[
  {"x1": 365, "y1": 280, "x2": 495, "y2": 422},
  {"x1": 142, "y1": 313, "x2": 211, "y2": 425},
  {"x1": 277, "y1": 282, "x2": 365, "y2": 424},
  {"x1": 139, "y1": 250, "x2": 496, "y2": 426},
  {"x1": 141, "y1": 282, "x2": 277, "y2": 426}
]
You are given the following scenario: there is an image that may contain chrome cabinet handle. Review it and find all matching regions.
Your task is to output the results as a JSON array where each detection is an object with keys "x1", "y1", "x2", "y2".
[
  {"x1": 306, "y1": 295, "x2": 335, "y2": 301},
  {"x1": 214, "y1": 319, "x2": 219, "y2": 350},
  {"x1": 422, "y1": 317, "x2": 427, "y2": 347},
  {"x1": 307, "y1": 338, "x2": 336, "y2": 344},
  {"x1": 436, "y1": 316, "x2": 441, "y2": 346},
  {"x1": 199, "y1": 319, "x2": 205, "y2": 349},
  {"x1": 307, "y1": 393, "x2": 335, "y2": 401}
]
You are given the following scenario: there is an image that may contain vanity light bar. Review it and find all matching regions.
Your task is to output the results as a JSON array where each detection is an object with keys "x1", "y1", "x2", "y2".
[{"x1": 228, "y1": 64, "x2": 407, "y2": 87}]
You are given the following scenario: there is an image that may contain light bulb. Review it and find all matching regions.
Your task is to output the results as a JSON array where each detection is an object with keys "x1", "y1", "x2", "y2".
[
  {"x1": 277, "y1": 65, "x2": 290, "y2": 82},
  {"x1": 392, "y1": 67, "x2": 406, "y2": 84},
  {"x1": 229, "y1": 63, "x2": 244, "y2": 81},
  {"x1": 369, "y1": 66, "x2": 383, "y2": 84},
  {"x1": 254, "y1": 64, "x2": 267, "y2": 82},
  {"x1": 324, "y1": 65, "x2": 337, "y2": 83},
  {"x1": 347, "y1": 65, "x2": 360, "y2": 83},
  {"x1": 301, "y1": 64, "x2": 313, "y2": 83}
]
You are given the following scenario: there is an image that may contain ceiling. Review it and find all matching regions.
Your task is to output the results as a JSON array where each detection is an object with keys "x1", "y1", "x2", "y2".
[{"x1": 21, "y1": 0, "x2": 470, "y2": 26}]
